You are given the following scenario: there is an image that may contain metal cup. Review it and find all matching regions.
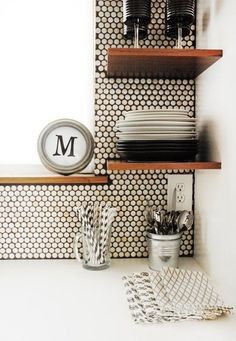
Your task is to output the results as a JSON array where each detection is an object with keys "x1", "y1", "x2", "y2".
[{"x1": 146, "y1": 232, "x2": 181, "y2": 270}]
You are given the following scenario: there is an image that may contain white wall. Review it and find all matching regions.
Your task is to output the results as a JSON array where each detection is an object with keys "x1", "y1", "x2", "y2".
[
  {"x1": 0, "y1": 0, "x2": 94, "y2": 165},
  {"x1": 195, "y1": 0, "x2": 236, "y2": 306}
]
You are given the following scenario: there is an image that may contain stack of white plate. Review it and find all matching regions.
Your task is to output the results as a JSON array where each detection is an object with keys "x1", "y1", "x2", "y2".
[{"x1": 115, "y1": 109, "x2": 198, "y2": 161}]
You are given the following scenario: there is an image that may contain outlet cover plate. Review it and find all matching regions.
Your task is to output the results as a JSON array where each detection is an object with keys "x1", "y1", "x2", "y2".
[{"x1": 167, "y1": 174, "x2": 193, "y2": 211}]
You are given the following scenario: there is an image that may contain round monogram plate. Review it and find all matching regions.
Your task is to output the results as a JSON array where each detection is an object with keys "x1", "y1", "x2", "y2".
[{"x1": 37, "y1": 119, "x2": 94, "y2": 175}]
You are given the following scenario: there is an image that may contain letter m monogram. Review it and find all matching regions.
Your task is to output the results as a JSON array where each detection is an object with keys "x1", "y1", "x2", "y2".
[{"x1": 53, "y1": 135, "x2": 78, "y2": 157}]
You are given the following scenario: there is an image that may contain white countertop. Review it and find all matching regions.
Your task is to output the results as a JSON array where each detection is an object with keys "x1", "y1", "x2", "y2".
[{"x1": 0, "y1": 258, "x2": 235, "y2": 341}]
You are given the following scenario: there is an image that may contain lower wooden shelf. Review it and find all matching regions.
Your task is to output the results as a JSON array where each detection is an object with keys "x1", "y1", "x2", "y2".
[
  {"x1": 107, "y1": 160, "x2": 222, "y2": 171},
  {"x1": 0, "y1": 161, "x2": 222, "y2": 184},
  {"x1": 0, "y1": 165, "x2": 108, "y2": 185}
]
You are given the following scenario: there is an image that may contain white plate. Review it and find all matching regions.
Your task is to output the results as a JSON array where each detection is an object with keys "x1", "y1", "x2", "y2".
[
  {"x1": 124, "y1": 109, "x2": 189, "y2": 115},
  {"x1": 124, "y1": 111, "x2": 189, "y2": 117},
  {"x1": 118, "y1": 135, "x2": 197, "y2": 141},
  {"x1": 116, "y1": 126, "x2": 196, "y2": 133},
  {"x1": 117, "y1": 133, "x2": 197, "y2": 140},
  {"x1": 116, "y1": 121, "x2": 196, "y2": 127},
  {"x1": 118, "y1": 130, "x2": 196, "y2": 134},
  {"x1": 117, "y1": 132, "x2": 196, "y2": 136},
  {"x1": 123, "y1": 115, "x2": 192, "y2": 121},
  {"x1": 119, "y1": 115, "x2": 196, "y2": 122}
]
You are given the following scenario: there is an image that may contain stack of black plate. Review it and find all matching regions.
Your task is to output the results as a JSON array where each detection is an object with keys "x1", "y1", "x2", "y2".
[
  {"x1": 166, "y1": 0, "x2": 195, "y2": 42},
  {"x1": 115, "y1": 109, "x2": 198, "y2": 162},
  {"x1": 123, "y1": 0, "x2": 151, "y2": 43}
]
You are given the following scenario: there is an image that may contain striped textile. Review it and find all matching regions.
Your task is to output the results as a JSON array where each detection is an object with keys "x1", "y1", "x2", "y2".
[{"x1": 122, "y1": 267, "x2": 233, "y2": 323}]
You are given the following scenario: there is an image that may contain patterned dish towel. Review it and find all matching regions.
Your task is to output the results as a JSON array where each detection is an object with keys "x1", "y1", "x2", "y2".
[{"x1": 122, "y1": 267, "x2": 233, "y2": 323}]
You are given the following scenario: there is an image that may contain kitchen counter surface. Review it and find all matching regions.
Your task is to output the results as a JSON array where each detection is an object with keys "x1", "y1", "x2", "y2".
[{"x1": 0, "y1": 258, "x2": 235, "y2": 341}]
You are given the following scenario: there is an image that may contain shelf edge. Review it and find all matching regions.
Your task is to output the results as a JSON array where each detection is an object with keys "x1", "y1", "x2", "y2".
[
  {"x1": 107, "y1": 48, "x2": 223, "y2": 79},
  {"x1": 0, "y1": 176, "x2": 109, "y2": 185},
  {"x1": 108, "y1": 47, "x2": 223, "y2": 57},
  {"x1": 107, "y1": 160, "x2": 222, "y2": 171}
]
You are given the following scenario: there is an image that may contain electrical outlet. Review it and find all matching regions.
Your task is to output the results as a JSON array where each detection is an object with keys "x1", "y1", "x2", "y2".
[
  {"x1": 176, "y1": 183, "x2": 184, "y2": 192},
  {"x1": 167, "y1": 174, "x2": 193, "y2": 211},
  {"x1": 176, "y1": 193, "x2": 185, "y2": 203}
]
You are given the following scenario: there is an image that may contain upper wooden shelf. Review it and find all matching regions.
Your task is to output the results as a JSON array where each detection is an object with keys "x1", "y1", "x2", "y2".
[
  {"x1": 0, "y1": 165, "x2": 108, "y2": 185},
  {"x1": 107, "y1": 48, "x2": 223, "y2": 79},
  {"x1": 107, "y1": 160, "x2": 221, "y2": 171}
]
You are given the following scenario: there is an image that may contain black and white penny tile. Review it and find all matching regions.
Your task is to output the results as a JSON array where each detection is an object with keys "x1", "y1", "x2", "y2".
[{"x1": 0, "y1": 1, "x2": 195, "y2": 259}]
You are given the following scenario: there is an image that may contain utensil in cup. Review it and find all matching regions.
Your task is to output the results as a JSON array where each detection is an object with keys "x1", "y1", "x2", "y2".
[{"x1": 177, "y1": 210, "x2": 193, "y2": 232}]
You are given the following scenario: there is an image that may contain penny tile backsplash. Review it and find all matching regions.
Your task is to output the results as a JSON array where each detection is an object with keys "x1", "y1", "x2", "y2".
[{"x1": 0, "y1": 0, "x2": 195, "y2": 259}]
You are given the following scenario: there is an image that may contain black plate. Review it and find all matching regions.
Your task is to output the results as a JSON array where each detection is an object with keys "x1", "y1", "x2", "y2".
[
  {"x1": 117, "y1": 150, "x2": 196, "y2": 162},
  {"x1": 117, "y1": 142, "x2": 198, "y2": 147},
  {"x1": 117, "y1": 146, "x2": 198, "y2": 152},
  {"x1": 117, "y1": 143, "x2": 198, "y2": 149},
  {"x1": 117, "y1": 140, "x2": 198, "y2": 147},
  {"x1": 117, "y1": 139, "x2": 198, "y2": 143}
]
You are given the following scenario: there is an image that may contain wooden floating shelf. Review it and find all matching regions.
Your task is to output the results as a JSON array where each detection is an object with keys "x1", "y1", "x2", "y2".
[
  {"x1": 107, "y1": 48, "x2": 223, "y2": 79},
  {"x1": 0, "y1": 165, "x2": 108, "y2": 185},
  {"x1": 107, "y1": 160, "x2": 222, "y2": 171}
]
